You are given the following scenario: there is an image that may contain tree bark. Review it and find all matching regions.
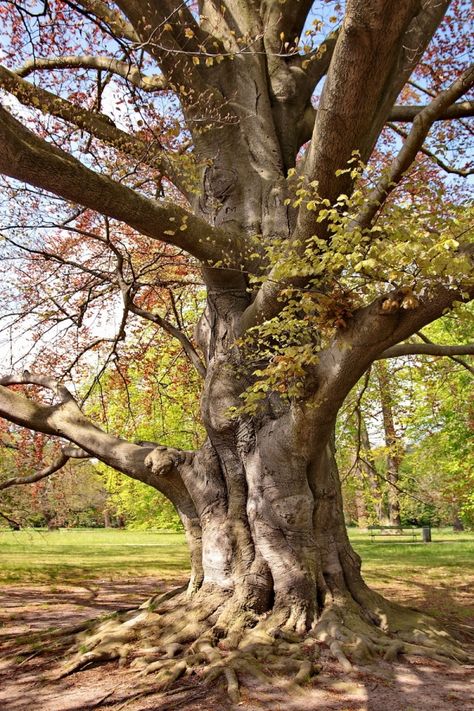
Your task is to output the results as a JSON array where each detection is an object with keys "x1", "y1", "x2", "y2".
[
  {"x1": 0, "y1": 0, "x2": 470, "y2": 680},
  {"x1": 376, "y1": 362, "x2": 403, "y2": 527}
]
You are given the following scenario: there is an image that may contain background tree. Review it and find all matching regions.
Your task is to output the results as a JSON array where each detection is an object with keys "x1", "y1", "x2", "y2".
[
  {"x1": 0, "y1": 428, "x2": 110, "y2": 527},
  {"x1": 338, "y1": 312, "x2": 474, "y2": 530},
  {"x1": 0, "y1": 0, "x2": 473, "y2": 693}
]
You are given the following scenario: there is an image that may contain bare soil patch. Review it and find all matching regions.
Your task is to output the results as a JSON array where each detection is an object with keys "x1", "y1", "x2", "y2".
[{"x1": 1, "y1": 576, "x2": 473, "y2": 711}]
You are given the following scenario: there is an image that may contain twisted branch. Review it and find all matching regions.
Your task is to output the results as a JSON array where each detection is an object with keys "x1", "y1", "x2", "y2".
[{"x1": 0, "y1": 446, "x2": 89, "y2": 492}]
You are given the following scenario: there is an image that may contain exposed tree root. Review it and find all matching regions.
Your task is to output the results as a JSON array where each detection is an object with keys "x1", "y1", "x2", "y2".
[
  {"x1": 22, "y1": 584, "x2": 469, "y2": 704},
  {"x1": 314, "y1": 592, "x2": 470, "y2": 668}
]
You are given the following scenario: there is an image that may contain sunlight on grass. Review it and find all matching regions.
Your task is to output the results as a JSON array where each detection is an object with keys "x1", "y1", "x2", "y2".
[
  {"x1": 0, "y1": 529, "x2": 189, "y2": 584},
  {"x1": 0, "y1": 527, "x2": 472, "y2": 587}
]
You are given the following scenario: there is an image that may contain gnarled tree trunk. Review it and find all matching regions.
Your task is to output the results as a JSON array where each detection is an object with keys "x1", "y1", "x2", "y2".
[{"x1": 0, "y1": 0, "x2": 472, "y2": 696}]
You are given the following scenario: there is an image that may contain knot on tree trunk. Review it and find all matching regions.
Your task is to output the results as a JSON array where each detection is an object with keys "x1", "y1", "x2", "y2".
[{"x1": 144, "y1": 446, "x2": 186, "y2": 476}]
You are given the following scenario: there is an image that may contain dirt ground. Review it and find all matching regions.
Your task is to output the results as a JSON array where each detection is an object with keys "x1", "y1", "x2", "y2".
[{"x1": 0, "y1": 576, "x2": 473, "y2": 711}]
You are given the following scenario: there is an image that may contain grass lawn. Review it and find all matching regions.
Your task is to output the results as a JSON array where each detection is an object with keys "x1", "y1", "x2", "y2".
[
  {"x1": 349, "y1": 529, "x2": 474, "y2": 623},
  {"x1": 0, "y1": 528, "x2": 190, "y2": 585},
  {"x1": 0, "y1": 527, "x2": 473, "y2": 591}
]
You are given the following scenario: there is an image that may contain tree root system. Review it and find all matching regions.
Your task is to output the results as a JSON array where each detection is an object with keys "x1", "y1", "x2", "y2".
[{"x1": 22, "y1": 583, "x2": 466, "y2": 705}]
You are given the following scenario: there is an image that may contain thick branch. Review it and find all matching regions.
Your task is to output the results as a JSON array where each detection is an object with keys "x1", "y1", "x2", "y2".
[
  {"x1": 115, "y1": 0, "x2": 215, "y2": 92},
  {"x1": 298, "y1": 30, "x2": 339, "y2": 92},
  {"x1": 300, "y1": 100, "x2": 474, "y2": 150},
  {"x1": 261, "y1": 0, "x2": 314, "y2": 42},
  {"x1": 262, "y1": 3, "x2": 337, "y2": 127},
  {"x1": 0, "y1": 370, "x2": 77, "y2": 403},
  {"x1": 378, "y1": 342, "x2": 474, "y2": 359},
  {"x1": 299, "y1": 0, "x2": 423, "y2": 225},
  {"x1": 0, "y1": 104, "x2": 241, "y2": 267},
  {"x1": 310, "y1": 284, "x2": 473, "y2": 434},
  {"x1": 390, "y1": 101, "x2": 474, "y2": 122},
  {"x1": 0, "y1": 376, "x2": 198, "y2": 521},
  {"x1": 0, "y1": 373, "x2": 205, "y2": 573},
  {"x1": 0, "y1": 65, "x2": 178, "y2": 185},
  {"x1": 356, "y1": 64, "x2": 474, "y2": 228},
  {"x1": 364, "y1": 0, "x2": 452, "y2": 149},
  {"x1": 292, "y1": 32, "x2": 340, "y2": 150},
  {"x1": 15, "y1": 56, "x2": 167, "y2": 92},
  {"x1": 297, "y1": 1, "x2": 450, "y2": 240},
  {"x1": 72, "y1": 0, "x2": 140, "y2": 43}
]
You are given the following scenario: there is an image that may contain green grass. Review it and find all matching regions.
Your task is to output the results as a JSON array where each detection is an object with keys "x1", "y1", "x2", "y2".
[
  {"x1": 349, "y1": 527, "x2": 474, "y2": 587},
  {"x1": 0, "y1": 526, "x2": 473, "y2": 587},
  {"x1": 0, "y1": 528, "x2": 189, "y2": 584}
]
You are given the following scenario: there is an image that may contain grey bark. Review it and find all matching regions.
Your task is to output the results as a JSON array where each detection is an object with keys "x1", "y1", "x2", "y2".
[{"x1": 0, "y1": 0, "x2": 471, "y2": 628}]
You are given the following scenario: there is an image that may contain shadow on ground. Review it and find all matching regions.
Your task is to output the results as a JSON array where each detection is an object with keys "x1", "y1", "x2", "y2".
[{"x1": 0, "y1": 577, "x2": 472, "y2": 711}]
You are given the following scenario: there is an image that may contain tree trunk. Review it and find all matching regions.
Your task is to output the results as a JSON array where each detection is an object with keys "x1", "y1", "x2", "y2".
[
  {"x1": 354, "y1": 477, "x2": 369, "y2": 529},
  {"x1": 359, "y1": 417, "x2": 386, "y2": 524},
  {"x1": 376, "y1": 362, "x2": 403, "y2": 526},
  {"x1": 170, "y1": 414, "x2": 369, "y2": 633},
  {"x1": 351, "y1": 415, "x2": 385, "y2": 526},
  {"x1": 0, "y1": 0, "x2": 470, "y2": 689}
]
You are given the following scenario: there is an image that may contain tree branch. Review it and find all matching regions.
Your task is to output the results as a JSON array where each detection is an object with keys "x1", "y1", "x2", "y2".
[
  {"x1": 308, "y1": 283, "x2": 473, "y2": 435},
  {"x1": 377, "y1": 342, "x2": 474, "y2": 360},
  {"x1": 261, "y1": 0, "x2": 314, "y2": 42},
  {"x1": 297, "y1": 1, "x2": 425, "y2": 243},
  {"x1": 71, "y1": 0, "x2": 140, "y2": 43},
  {"x1": 0, "y1": 65, "x2": 178, "y2": 186},
  {"x1": 15, "y1": 55, "x2": 167, "y2": 92},
  {"x1": 389, "y1": 101, "x2": 474, "y2": 122},
  {"x1": 294, "y1": 0, "x2": 451, "y2": 174},
  {"x1": 128, "y1": 301, "x2": 206, "y2": 378},
  {"x1": 241, "y1": 3, "x2": 433, "y2": 331},
  {"x1": 355, "y1": 64, "x2": 474, "y2": 229},
  {"x1": 0, "y1": 370, "x2": 77, "y2": 404},
  {"x1": 115, "y1": 0, "x2": 217, "y2": 92},
  {"x1": 416, "y1": 331, "x2": 474, "y2": 375},
  {"x1": 292, "y1": 32, "x2": 340, "y2": 149},
  {"x1": 0, "y1": 446, "x2": 89, "y2": 492},
  {"x1": 363, "y1": 0, "x2": 452, "y2": 149},
  {"x1": 0, "y1": 511, "x2": 21, "y2": 529},
  {"x1": 262, "y1": 4, "x2": 338, "y2": 128},
  {"x1": 294, "y1": 96, "x2": 473, "y2": 152},
  {"x1": 0, "y1": 104, "x2": 241, "y2": 267},
  {"x1": 387, "y1": 122, "x2": 473, "y2": 176},
  {"x1": 0, "y1": 439, "x2": 19, "y2": 450},
  {"x1": 0, "y1": 374, "x2": 199, "y2": 521}
]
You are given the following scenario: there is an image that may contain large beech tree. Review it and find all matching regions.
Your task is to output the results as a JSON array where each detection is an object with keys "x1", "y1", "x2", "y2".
[{"x1": 0, "y1": 0, "x2": 473, "y2": 693}]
